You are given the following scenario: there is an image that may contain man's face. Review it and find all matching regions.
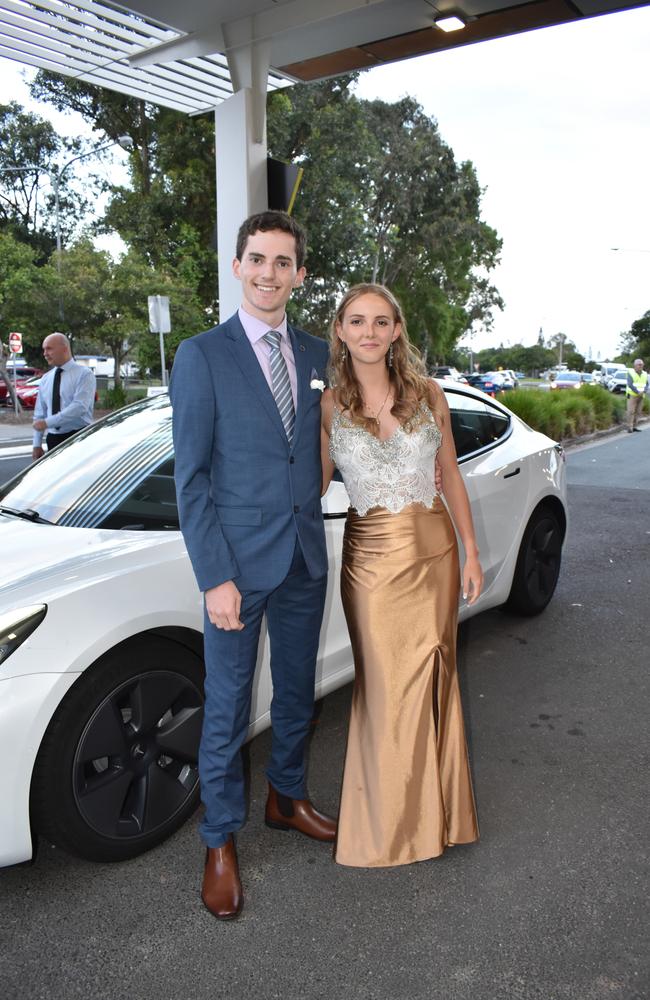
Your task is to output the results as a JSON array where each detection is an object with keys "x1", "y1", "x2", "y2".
[
  {"x1": 42, "y1": 336, "x2": 70, "y2": 368},
  {"x1": 634, "y1": 360, "x2": 644, "y2": 373},
  {"x1": 233, "y1": 229, "x2": 305, "y2": 322}
]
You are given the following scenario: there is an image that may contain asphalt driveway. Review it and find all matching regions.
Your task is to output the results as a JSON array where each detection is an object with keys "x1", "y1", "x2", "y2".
[{"x1": 1, "y1": 430, "x2": 648, "y2": 1000}]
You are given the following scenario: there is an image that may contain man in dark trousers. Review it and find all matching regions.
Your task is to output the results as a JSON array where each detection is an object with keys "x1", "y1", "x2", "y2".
[
  {"x1": 32, "y1": 333, "x2": 96, "y2": 460},
  {"x1": 170, "y1": 211, "x2": 334, "y2": 920}
]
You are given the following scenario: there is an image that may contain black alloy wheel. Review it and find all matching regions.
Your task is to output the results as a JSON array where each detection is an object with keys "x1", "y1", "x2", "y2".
[
  {"x1": 31, "y1": 637, "x2": 204, "y2": 862},
  {"x1": 505, "y1": 506, "x2": 563, "y2": 616}
]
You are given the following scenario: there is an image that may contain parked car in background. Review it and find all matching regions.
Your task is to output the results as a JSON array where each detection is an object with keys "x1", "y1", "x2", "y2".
[
  {"x1": 549, "y1": 371, "x2": 586, "y2": 390},
  {"x1": 579, "y1": 372, "x2": 594, "y2": 384},
  {"x1": 464, "y1": 373, "x2": 504, "y2": 398},
  {"x1": 592, "y1": 362, "x2": 626, "y2": 386},
  {"x1": 0, "y1": 385, "x2": 567, "y2": 868},
  {"x1": 501, "y1": 369, "x2": 519, "y2": 388},
  {"x1": 607, "y1": 370, "x2": 629, "y2": 394},
  {"x1": 430, "y1": 365, "x2": 468, "y2": 383},
  {"x1": 0, "y1": 367, "x2": 43, "y2": 405},
  {"x1": 483, "y1": 371, "x2": 514, "y2": 391},
  {"x1": 15, "y1": 375, "x2": 42, "y2": 409}
]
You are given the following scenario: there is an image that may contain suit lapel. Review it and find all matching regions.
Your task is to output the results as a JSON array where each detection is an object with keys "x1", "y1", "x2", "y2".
[
  {"x1": 290, "y1": 325, "x2": 315, "y2": 449},
  {"x1": 224, "y1": 315, "x2": 289, "y2": 444}
]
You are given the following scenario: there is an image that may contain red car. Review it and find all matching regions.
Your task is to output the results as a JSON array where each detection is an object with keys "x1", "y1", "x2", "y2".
[
  {"x1": 0, "y1": 367, "x2": 43, "y2": 405},
  {"x1": 15, "y1": 375, "x2": 42, "y2": 409},
  {"x1": 14, "y1": 375, "x2": 99, "y2": 410}
]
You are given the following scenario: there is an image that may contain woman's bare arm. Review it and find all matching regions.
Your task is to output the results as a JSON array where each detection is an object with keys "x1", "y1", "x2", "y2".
[
  {"x1": 430, "y1": 383, "x2": 484, "y2": 604},
  {"x1": 320, "y1": 388, "x2": 336, "y2": 496}
]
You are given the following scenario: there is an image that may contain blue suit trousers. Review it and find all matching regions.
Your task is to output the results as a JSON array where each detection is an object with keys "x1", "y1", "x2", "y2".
[{"x1": 199, "y1": 540, "x2": 327, "y2": 848}]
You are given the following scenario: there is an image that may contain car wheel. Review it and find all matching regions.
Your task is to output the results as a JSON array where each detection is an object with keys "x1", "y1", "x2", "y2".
[
  {"x1": 505, "y1": 506, "x2": 563, "y2": 616},
  {"x1": 31, "y1": 636, "x2": 204, "y2": 862}
]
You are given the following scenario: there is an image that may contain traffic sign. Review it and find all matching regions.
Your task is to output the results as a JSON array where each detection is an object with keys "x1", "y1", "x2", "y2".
[{"x1": 8, "y1": 331, "x2": 22, "y2": 353}]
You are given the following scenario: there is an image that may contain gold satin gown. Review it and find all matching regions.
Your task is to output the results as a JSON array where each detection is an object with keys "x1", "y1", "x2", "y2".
[{"x1": 330, "y1": 404, "x2": 479, "y2": 868}]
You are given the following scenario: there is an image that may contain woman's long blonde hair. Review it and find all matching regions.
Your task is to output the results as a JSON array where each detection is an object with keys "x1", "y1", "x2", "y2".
[{"x1": 328, "y1": 283, "x2": 434, "y2": 434}]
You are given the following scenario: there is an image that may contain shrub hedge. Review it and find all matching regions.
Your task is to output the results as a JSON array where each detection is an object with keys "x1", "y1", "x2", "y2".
[{"x1": 500, "y1": 385, "x2": 645, "y2": 439}]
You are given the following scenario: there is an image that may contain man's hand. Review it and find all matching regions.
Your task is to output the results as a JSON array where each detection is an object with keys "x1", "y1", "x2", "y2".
[
  {"x1": 33, "y1": 419, "x2": 48, "y2": 432},
  {"x1": 32, "y1": 446, "x2": 44, "y2": 461},
  {"x1": 205, "y1": 580, "x2": 244, "y2": 631},
  {"x1": 435, "y1": 456, "x2": 443, "y2": 494}
]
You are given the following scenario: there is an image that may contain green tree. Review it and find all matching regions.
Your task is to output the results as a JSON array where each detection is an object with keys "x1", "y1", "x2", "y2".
[
  {"x1": 56, "y1": 241, "x2": 208, "y2": 385},
  {"x1": 0, "y1": 102, "x2": 88, "y2": 260},
  {"x1": 31, "y1": 74, "x2": 218, "y2": 304},
  {"x1": 619, "y1": 310, "x2": 650, "y2": 361},
  {"x1": 268, "y1": 81, "x2": 503, "y2": 354},
  {"x1": 32, "y1": 72, "x2": 503, "y2": 358},
  {"x1": 0, "y1": 231, "x2": 58, "y2": 362}
]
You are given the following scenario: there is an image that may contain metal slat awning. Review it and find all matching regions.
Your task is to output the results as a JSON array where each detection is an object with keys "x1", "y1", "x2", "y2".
[
  {"x1": 2, "y1": 1, "x2": 649, "y2": 114},
  {"x1": 0, "y1": 0, "x2": 290, "y2": 114}
]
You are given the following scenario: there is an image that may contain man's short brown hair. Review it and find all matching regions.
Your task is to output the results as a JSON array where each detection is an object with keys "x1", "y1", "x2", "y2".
[{"x1": 235, "y1": 211, "x2": 307, "y2": 270}]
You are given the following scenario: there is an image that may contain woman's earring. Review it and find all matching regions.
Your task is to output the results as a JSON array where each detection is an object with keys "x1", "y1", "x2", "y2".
[
  {"x1": 388, "y1": 343, "x2": 394, "y2": 368},
  {"x1": 341, "y1": 342, "x2": 347, "y2": 361}
]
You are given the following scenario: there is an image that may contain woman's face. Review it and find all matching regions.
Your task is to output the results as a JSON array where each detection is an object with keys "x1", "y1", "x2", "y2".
[{"x1": 336, "y1": 292, "x2": 401, "y2": 369}]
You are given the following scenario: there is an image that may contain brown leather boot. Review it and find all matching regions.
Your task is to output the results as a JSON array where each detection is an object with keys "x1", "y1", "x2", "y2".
[
  {"x1": 201, "y1": 837, "x2": 243, "y2": 920},
  {"x1": 265, "y1": 784, "x2": 337, "y2": 842}
]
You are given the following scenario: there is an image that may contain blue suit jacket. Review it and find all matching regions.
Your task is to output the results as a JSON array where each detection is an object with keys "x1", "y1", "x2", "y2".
[{"x1": 169, "y1": 313, "x2": 329, "y2": 593}]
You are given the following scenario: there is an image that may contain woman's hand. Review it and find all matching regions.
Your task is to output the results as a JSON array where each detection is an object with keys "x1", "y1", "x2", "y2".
[{"x1": 462, "y1": 553, "x2": 483, "y2": 606}]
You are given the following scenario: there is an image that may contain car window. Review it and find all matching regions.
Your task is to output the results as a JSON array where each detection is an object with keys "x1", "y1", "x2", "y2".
[
  {"x1": 96, "y1": 458, "x2": 179, "y2": 530},
  {"x1": 446, "y1": 390, "x2": 510, "y2": 460},
  {"x1": 0, "y1": 395, "x2": 174, "y2": 527}
]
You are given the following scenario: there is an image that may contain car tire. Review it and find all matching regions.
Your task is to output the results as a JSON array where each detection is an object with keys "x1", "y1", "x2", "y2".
[
  {"x1": 31, "y1": 636, "x2": 204, "y2": 862},
  {"x1": 504, "y1": 506, "x2": 563, "y2": 616}
]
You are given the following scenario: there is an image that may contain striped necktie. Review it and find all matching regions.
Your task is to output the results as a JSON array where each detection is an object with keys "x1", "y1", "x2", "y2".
[{"x1": 263, "y1": 330, "x2": 295, "y2": 443}]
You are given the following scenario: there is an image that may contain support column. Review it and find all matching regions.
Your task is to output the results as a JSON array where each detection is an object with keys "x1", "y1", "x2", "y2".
[{"x1": 215, "y1": 39, "x2": 271, "y2": 320}]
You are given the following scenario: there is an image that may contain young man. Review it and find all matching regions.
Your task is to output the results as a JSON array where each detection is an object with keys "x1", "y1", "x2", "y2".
[
  {"x1": 32, "y1": 333, "x2": 96, "y2": 460},
  {"x1": 169, "y1": 211, "x2": 334, "y2": 920}
]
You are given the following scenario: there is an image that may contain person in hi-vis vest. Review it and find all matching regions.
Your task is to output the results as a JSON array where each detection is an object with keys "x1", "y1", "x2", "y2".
[{"x1": 626, "y1": 358, "x2": 648, "y2": 432}]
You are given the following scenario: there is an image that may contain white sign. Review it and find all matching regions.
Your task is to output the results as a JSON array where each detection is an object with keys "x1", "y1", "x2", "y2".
[
  {"x1": 8, "y1": 331, "x2": 22, "y2": 353},
  {"x1": 148, "y1": 295, "x2": 171, "y2": 334}
]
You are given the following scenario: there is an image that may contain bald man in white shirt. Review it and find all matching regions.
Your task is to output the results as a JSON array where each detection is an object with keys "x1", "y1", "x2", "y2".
[{"x1": 32, "y1": 333, "x2": 96, "y2": 461}]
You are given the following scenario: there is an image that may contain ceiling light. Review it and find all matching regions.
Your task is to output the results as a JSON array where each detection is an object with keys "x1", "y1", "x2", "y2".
[{"x1": 435, "y1": 16, "x2": 466, "y2": 32}]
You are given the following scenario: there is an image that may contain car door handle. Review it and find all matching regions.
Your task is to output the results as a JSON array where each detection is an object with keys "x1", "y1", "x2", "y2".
[{"x1": 503, "y1": 467, "x2": 521, "y2": 479}]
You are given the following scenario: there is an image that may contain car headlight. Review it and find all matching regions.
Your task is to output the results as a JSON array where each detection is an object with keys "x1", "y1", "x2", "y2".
[{"x1": 0, "y1": 605, "x2": 47, "y2": 669}]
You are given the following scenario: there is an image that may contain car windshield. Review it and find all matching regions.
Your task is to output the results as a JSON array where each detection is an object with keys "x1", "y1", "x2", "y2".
[
  {"x1": 561, "y1": 373, "x2": 580, "y2": 381},
  {"x1": 0, "y1": 394, "x2": 174, "y2": 527}
]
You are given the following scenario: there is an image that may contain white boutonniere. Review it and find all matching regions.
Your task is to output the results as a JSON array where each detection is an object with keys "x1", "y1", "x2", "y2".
[{"x1": 310, "y1": 368, "x2": 326, "y2": 392}]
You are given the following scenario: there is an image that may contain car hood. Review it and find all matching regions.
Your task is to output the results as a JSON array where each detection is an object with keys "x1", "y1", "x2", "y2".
[{"x1": 0, "y1": 516, "x2": 184, "y2": 609}]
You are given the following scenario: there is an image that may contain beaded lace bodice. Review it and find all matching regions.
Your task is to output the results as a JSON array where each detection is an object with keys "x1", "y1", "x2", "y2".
[{"x1": 329, "y1": 402, "x2": 442, "y2": 516}]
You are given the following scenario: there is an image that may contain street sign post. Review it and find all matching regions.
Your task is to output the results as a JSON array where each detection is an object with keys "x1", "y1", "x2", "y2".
[
  {"x1": 8, "y1": 332, "x2": 23, "y2": 414},
  {"x1": 148, "y1": 296, "x2": 171, "y2": 387}
]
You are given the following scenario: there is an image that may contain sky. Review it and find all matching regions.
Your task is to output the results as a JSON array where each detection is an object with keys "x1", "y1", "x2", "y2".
[
  {"x1": 356, "y1": 7, "x2": 650, "y2": 360},
  {"x1": 2, "y1": 5, "x2": 650, "y2": 361}
]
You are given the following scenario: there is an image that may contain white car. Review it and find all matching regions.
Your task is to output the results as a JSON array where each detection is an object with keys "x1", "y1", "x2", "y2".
[
  {"x1": 0, "y1": 384, "x2": 567, "y2": 867},
  {"x1": 593, "y1": 362, "x2": 626, "y2": 386},
  {"x1": 606, "y1": 370, "x2": 629, "y2": 394}
]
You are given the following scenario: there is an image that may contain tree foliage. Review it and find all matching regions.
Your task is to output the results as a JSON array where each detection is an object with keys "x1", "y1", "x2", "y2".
[
  {"x1": 0, "y1": 101, "x2": 88, "y2": 260},
  {"x1": 30, "y1": 74, "x2": 218, "y2": 304},
  {"x1": 27, "y1": 71, "x2": 502, "y2": 362},
  {"x1": 0, "y1": 231, "x2": 58, "y2": 360},
  {"x1": 619, "y1": 309, "x2": 650, "y2": 362},
  {"x1": 53, "y1": 241, "x2": 207, "y2": 383},
  {"x1": 267, "y1": 80, "x2": 503, "y2": 356}
]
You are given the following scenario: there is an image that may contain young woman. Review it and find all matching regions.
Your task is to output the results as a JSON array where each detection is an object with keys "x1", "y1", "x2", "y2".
[{"x1": 321, "y1": 284, "x2": 482, "y2": 868}]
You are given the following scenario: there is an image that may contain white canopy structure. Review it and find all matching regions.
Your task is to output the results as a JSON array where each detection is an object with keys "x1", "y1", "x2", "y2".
[{"x1": 2, "y1": 0, "x2": 648, "y2": 313}]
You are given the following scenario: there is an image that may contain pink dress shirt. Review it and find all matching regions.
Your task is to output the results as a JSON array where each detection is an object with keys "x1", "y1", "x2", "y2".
[{"x1": 238, "y1": 307, "x2": 298, "y2": 409}]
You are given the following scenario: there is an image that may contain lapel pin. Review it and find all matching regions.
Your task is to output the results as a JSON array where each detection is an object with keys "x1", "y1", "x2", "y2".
[{"x1": 299, "y1": 345, "x2": 306, "y2": 352}]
